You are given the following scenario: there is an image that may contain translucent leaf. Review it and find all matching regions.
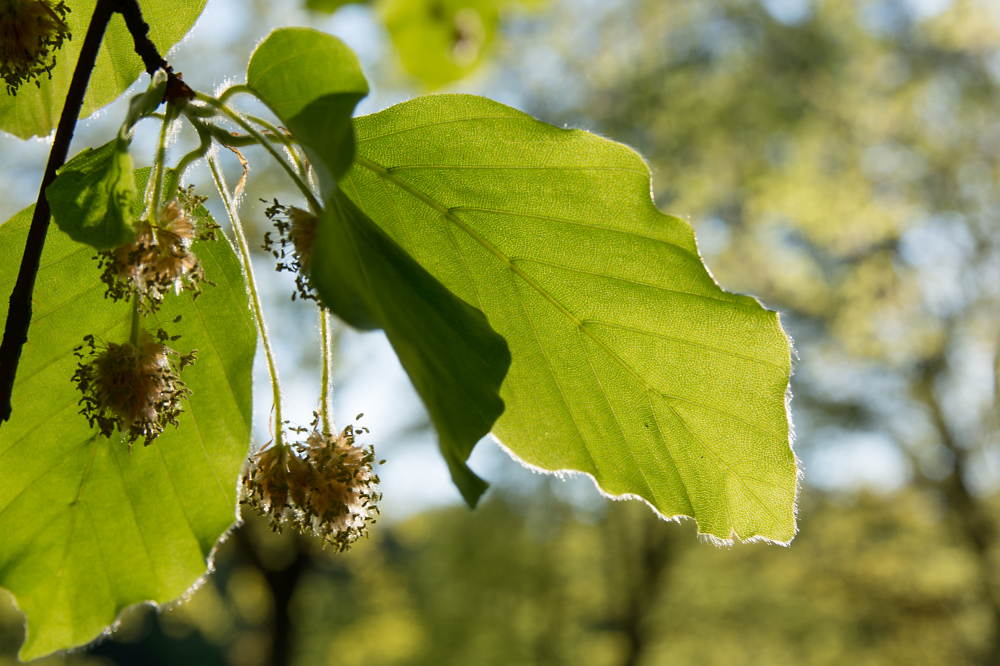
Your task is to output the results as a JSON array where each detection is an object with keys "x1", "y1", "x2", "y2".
[
  {"x1": 45, "y1": 138, "x2": 136, "y2": 250},
  {"x1": 246, "y1": 27, "x2": 368, "y2": 185},
  {"x1": 0, "y1": 0, "x2": 206, "y2": 140},
  {"x1": 0, "y1": 173, "x2": 254, "y2": 658},
  {"x1": 312, "y1": 191, "x2": 510, "y2": 505},
  {"x1": 344, "y1": 95, "x2": 797, "y2": 543}
]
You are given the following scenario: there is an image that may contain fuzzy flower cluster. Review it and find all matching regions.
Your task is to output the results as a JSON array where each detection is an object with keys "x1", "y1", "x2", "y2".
[
  {"x1": 242, "y1": 420, "x2": 380, "y2": 552},
  {"x1": 72, "y1": 326, "x2": 197, "y2": 449},
  {"x1": 262, "y1": 199, "x2": 318, "y2": 302},
  {"x1": 0, "y1": 0, "x2": 70, "y2": 95},
  {"x1": 98, "y1": 188, "x2": 218, "y2": 312}
]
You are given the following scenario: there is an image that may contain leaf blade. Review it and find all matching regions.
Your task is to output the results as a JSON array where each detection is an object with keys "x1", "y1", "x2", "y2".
[
  {"x1": 46, "y1": 138, "x2": 137, "y2": 250},
  {"x1": 345, "y1": 94, "x2": 797, "y2": 542},
  {"x1": 246, "y1": 27, "x2": 369, "y2": 184},
  {"x1": 0, "y1": 0, "x2": 206, "y2": 140},
  {"x1": 0, "y1": 178, "x2": 254, "y2": 658}
]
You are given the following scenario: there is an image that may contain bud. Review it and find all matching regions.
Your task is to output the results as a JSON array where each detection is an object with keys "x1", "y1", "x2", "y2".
[
  {"x1": 0, "y1": 0, "x2": 70, "y2": 95},
  {"x1": 72, "y1": 328, "x2": 196, "y2": 448},
  {"x1": 98, "y1": 187, "x2": 218, "y2": 311},
  {"x1": 262, "y1": 199, "x2": 318, "y2": 302},
  {"x1": 242, "y1": 419, "x2": 381, "y2": 552}
]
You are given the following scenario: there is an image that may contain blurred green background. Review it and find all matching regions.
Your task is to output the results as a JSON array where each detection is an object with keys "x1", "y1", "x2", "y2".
[{"x1": 2, "y1": 0, "x2": 1000, "y2": 663}]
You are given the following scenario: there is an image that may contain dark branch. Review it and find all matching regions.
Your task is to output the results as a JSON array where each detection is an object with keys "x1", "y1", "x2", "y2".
[
  {"x1": 114, "y1": 0, "x2": 194, "y2": 101},
  {"x1": 0, "y1": 0, "x2": 117, "y2": 424},
  {"x1": 114, "y1": 0, "x2": 168, "y2": 73}
]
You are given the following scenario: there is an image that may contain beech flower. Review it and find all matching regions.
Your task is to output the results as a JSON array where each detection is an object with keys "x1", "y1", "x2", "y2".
[
  {"x1": 0, "y1": 0, "x2": 70, "y2": 95},
  {"x1": 262, "y1": 199, "x2": 318, "y2": 301},
  {"x1": 72, "y1": 327, "x2": 196, "y2": 448},
  {"x1": 98, "y1": 188, "x2": 218, "y2": 311},
  {"x1": 242, "y1": 419, "x2": 380, "y2": 552}
]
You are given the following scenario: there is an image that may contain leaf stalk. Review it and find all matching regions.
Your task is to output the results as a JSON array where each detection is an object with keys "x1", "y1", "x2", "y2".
[{"x1": 207, "y1": 155, "x2": 286, "y2": 448}]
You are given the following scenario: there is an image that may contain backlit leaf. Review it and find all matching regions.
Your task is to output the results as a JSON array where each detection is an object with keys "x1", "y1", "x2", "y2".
[
  {"x1": 0, "y1": 171, "x2": 254, "y2": 659},
  {"x1": 0, "y1": 0, "x2": 206, "y2": 140},
  {"x1": 344, "y1": 94, "x2": 797, "y2": 543},
  {"x1": 45, "y1": 138, "x2": 136, "y2": 250},
  {"x1": 246, "y1": 27, "x2": 368, "y2": 186}
]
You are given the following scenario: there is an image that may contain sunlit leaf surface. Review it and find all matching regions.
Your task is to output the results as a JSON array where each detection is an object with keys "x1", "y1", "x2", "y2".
[
  {"x1": 247, "y1": 27, "x2": 369, "y2": 184},
  {"x1": 0, "y1": 177, "x2": 254, "y2": 659},
  {"x1": 346, "y1": 95, "x2": 797, "y2": 542},
  {"x1": 46, "y1": 138, "x2": 136, "y2": 250},
  {"x1": 0, "y1": 0, "x2": 206, "y2": 139}
]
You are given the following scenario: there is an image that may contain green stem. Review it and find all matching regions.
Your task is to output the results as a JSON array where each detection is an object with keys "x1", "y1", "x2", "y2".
[
  {"x1": 145, "y1": 102, "x2": 179, "y2": 221},
  {"x1": 195, "y1": 93, "x2": 322, "y2": 213},
  {"x1": 320, "y1": 308, "x2": 333, "y2": 434},
  {"x1": 217, "y1": 84, "x2": 255, "y2": 105},
  {"x1": 172, "y1": 120, "x2": 212, "y2": 182},
  {"x1": 129, "y1": 299, "x2": 141, "y2": 346},
  {"x1": 246, "y1": 114, "x2": 307, "y2": 177},
  {"x1": 207, "y1": 155, "x2": 285, "y2": 447}
]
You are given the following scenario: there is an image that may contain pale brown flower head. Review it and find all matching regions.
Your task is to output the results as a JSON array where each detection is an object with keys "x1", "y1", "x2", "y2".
[
  {"x1": 262, "y1": 200, "x2": 319, "y2": 302},
  {"x1": 242, "y1": 421, "x2": 381, "y2": 552},
  {"x1": 0, "y1": 0, "x2": 69, "y2": 95},
  {"x1": 72, "y1": 327, "x2": 197, "y2": 448},
  {"x1": 98, "y1": 188, "x2": 218, "y2": 311}
]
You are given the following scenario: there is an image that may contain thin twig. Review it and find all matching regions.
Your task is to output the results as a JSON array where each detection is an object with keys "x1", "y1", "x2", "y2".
[
  {"x1": 114, "y1": 0, "x2": 194, "y2": 101},
  {"x1": 0, "y1": 0, "x2": 116, "y2": 424}
]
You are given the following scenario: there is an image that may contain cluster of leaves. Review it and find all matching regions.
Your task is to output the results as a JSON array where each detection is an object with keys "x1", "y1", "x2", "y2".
[{"x1": 0, "y1": 0, "x2": 796, "y2": 660}]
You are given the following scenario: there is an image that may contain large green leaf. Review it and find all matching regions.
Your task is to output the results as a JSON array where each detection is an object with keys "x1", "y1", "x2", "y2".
[
  {"x1": 312, "y1": 191, "x2": 510, "y2": 506},
  {"x1": 0, "y1": 0, "x2": 207, "y2": 140},
  {"x1": 345, "y1": 95, "x2": 797, "y2": 543},
  {"x1": 0, "y1": 178, "x2": 254, "y2": 658},
  {"x1": 246, "y1": 27, "x2": 369, "y2": 185}
]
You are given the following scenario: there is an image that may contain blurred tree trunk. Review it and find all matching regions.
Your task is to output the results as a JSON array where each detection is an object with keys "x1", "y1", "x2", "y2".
[
  {"x1": 234, "y1": 527, "x2": 311, "y2": 666},
  {"x1": 603, "y1": 505, "x2": 674, "y2": 666},
  {"x1": 916, "y1": 358, "x2": 1000, "y2": 665}
]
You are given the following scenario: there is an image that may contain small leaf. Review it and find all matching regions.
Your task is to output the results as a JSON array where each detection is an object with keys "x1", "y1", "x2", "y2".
[
  {"x1": 344, "y1": 94, "x2": 797, "y2": 543},
  {"x1": 0, "y1": 0, "x2": 207, "y2": 140},
  {"x1": 0, "y1": 169, "x2": 254, "y2": 658},
  {"x1": 247, "y1": 27, "x2": 369, "y2": 185},
  {"x1": 312, "y1": 191, "x2": 510, "y2": 506},
  {"x1": 46, "y1": 138, "x2": 136, "y2": 250},
  {"x1": 122, "y1": 68, "x2": 170, "y2": 133}
]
